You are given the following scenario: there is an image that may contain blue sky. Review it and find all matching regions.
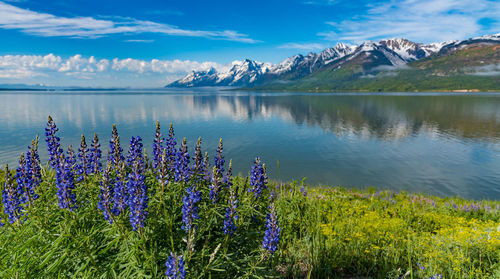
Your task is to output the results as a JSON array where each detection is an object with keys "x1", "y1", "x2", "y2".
[{"x1": 0, "y1": 0, "x2": 498, "y2": 87}]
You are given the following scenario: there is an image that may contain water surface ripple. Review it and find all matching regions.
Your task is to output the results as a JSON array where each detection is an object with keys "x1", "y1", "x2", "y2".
[{"x1": 1, "y1": 90, "x2": 499, "y2": 200}]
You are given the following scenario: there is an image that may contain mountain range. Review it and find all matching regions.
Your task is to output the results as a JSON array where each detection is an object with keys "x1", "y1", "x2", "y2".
[{"x1": 167, "y1": 34, "x2": 500, "y2": 91}]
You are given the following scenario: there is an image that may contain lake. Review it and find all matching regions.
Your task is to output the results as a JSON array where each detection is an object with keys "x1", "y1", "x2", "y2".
[{"x1": 1, "y1": 90, "x2": 500, "y2": 200}]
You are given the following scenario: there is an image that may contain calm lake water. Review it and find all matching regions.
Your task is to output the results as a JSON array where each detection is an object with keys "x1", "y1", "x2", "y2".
[{"x1": 1, "y1": 90, "x2": 500, "y2": 200}]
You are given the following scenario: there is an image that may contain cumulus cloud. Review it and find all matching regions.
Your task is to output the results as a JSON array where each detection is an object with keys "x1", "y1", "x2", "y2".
[
  {"x1": 319, "y1": 0, "x2": 500, "y2": 43},
  {"x1": 110, "y1": 58, "x2": 227, "y2": 74},
  {"x1": 57, "y1": 55, "x2": 110, "y2": 73},
  {"x1": 0, "y1": 53, "x2": 232, "y2": 86},
  {"x1": 0, "y1": 1, "x2": 259, "y2": 43}
]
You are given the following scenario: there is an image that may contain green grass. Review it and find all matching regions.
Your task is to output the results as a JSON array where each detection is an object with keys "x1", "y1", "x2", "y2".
[{"x1": 1, "y1": 168, "x2": 499, "y2": 278}]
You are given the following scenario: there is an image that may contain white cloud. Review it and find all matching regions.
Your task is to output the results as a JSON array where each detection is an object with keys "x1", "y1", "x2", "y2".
[
  {"x1": 302, "y1": 0, "x2": 338, "y2": 5},
  {"x1": 124, "y1": 39, "x2": 155, "y2": 43},
  {"x1": 0, "y1": 53, "x2": 230, "y2": 86},
  {"x1": 466, "y1": 64, "x2": 500, "y2": 76},
  {"x1": 0, "y1": 1, "x2": 259, "y2": 43},
  {"x1": 58, "y1": 55, "x2": 110, "y2": 73},
  {"x1": 319, "y1": 0, "x2": 500, "y2": 43},
  {"x1": 110, "y1": 58, "x2": 226, "y2": 74},
  {"x1": 278, "y1": 42, "x2": 326, "y2": 51}
]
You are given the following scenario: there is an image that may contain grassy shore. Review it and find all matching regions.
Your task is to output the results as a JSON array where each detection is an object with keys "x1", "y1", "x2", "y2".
[{"x1": 1, "y1": 168, "x2": 498, "y2": 278}]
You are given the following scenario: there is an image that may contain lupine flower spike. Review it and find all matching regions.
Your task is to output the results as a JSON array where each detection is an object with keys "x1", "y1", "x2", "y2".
[
  {"x1": 152, "y1": 120, "x2": 164, "y2": 171},
  {"x1": 2, "y1": 164, "x2": 23, "y2": 224},
  {"x1": 112, "y1": 162, "x2": 128, "y2": 216},
  {"x1": 66, "y1": 145, "x2": 77, "y2": 172},
  {"x1": 76, "y1": 134, "x2": 89, "y2": 181},
  {"x1": 126, "y1": 137, "x2": 148, "y2": 231},
  {"x1": 166, "y1": 123, "x2": 177, "y2": 171},
  {"x1": 23, "y1": 138, "x2": 42, "y2": 205},
  {"x1": 157, "y1": 148, "x2": 169, "y2": 193},
  {"x1": 108, "y1": 124, "x2": 124, "y2": 167},
  {"x1": 192, "y1": 137, "x2": 204, "y2": 177},
  {"x1": 89, "y1": 133, "x2": 102, "y2": 174},
  {"x1": 45, "y1": 116, "x2": 62, "y2": 169},
  {"x1": 181, "y1": 184, "x2": 201, "y2": 232},
  {"x1": 203, "y1": 152, "x2": 210, "y2": 181},
  {"x1": 174, "y1": 137, "x2": 190, "y2": 183},
  {"x1": 209, "y1": 166, "x2": 222, "y2": 203},
  {"x1": 127, "y1": 136, "x2": 144, "y2": 168},
  {"x1": 165, "y1": 252, "x2": 186, "y2": 279},
  {"x1": 224, "y1": 159, "x2": 233, "y2": 188},
  {"x1": 249, "y1": 157, "x2": 268, "y2": 199},
  {"x1": 214, "y1": 138, "x2": 225, "y2": 174},
  {"x1": 262, "y1": 203, "x2": 280, "y2": 256},
  {"x1": 223, "y1": 181, "x2": 239, "y2": 236},
  {"x1": 55, "y1": 152, "x2": 77, "y2": 211},
  {"x1": 15, "y1": 154, "x2": 30, "y2": 205},
  {"x1": 98, "y1": 164, "x2": 114, "y2": 223}
]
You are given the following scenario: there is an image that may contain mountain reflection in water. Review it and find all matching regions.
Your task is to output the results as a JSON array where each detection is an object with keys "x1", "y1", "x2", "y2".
[{"x1": 1, "y1": 91, "x2": 499, "y2": 200}]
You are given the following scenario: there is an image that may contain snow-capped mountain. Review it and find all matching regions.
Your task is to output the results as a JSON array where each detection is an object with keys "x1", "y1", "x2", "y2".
[
  {"x1": 167, "y1": 34, "x2": 500, "y2": 88},
  {"x1": 168, "y1": 59, "x2": 271, "y2": 87}
]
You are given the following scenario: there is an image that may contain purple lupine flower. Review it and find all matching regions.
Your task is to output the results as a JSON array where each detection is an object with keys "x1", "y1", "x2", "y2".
[
  {"x1": 300, "y1": 186, "x2": 307, "y2": 197},
  {"x1": 223, "y1": 185, "x2": 238, "y2": 235},
  {"x1": 214, "y1": 138, "x2": 225, "y2": 174},
  {"x1": 209, "y1": 166, "x2": 222, "y2": 203},
  {"x1": 417, "y1": 262, "x2": 425, "y2": 270},
  {"x1": 15, "y1": 154, "x2": 30, "y2": 205},
  {"x1": 174, "y1": 138, "x2": 190, "y2": 183},
  {"x1": 98, "y1": 164, "x2": 114, "y2": 224},
  {"x1": 165, "y1": 252, "x2": 186, "y2": 279},
  {"x1": 66, "y1": 145, "x2": 77, "y2": 167},
  {"x1": 22, "y1": 139, "x2": 42, "y2": 205},
  {"x1": 76, "y1": 134, "x2": 90, "y2": 181},
  {"x1": 157, "y1": 148, "x2": 170, "y2": 193},
  {"x1": 262, "y1": 203, "x2": 280, "y2": 255},
  {"x1": 192, "y1": 137, "x2": 204, "y2": 176},
  {"x1": 45, "y1": 116, "x2": 62, "y2": 169},
  {"x1": 108, "y1": 124, "x2": 124, "y2": 167},
  {"x1": 2, "y1": 164, "x2": 23, "y2": 224},
  {"x1": 203, "y1": 152, "x2": 210, "y2": 181},
  {"x1": 181, "y1": 185, "x2": 201, "y2": 232},
  {"x1": 112, "y1": 162, "x2": 128, "y2": 216},
  {"x1": 223, "y1": 159, "x2": 233, "y2": 188},
  {"x1": 127, "y1": 160, "x2": 148, "y2": 230},
  {"x1": 127, "y1": 136, "x2": 145, "y2": 168},
  {"x1": 152, "y1": 121, "x2": 164, "y2": 171},
  {"x1": 166, "y1": 123, "x2": 177, "y2": 171},
  {"x1": 429, "y1": 274, "x2": 442, "y2": 279},
  {"x1": 89, "y1": 133, "x2": 102, "y2": 174},
  {"x1": 55, "y1": 152, "x2": 77, "y2": 211},
  {"x1": 248, "y1": 158, "x2": 268, "y2": 199},
  {"x1": 126, "y1": 137, "x2": 147, "y2": 230}
]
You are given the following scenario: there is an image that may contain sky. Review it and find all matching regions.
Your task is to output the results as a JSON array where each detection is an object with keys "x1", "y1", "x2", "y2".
[{"x1": 0, "y1": 0, "x2": 498, "y2": 87}]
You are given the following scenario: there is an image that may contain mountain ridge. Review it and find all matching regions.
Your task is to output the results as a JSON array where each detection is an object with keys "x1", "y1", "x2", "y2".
[{"x1": 167, "y1": 34, "x2": 500, "y2": 91}]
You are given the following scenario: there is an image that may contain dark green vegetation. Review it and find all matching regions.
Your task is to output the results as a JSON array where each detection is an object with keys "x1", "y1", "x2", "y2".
[
  {"x1": 1, "y1": 167, "x2": 499, "y2": 278},
  {"x1": 250, "y1": 44, "x2": 500, "y2": 92}
]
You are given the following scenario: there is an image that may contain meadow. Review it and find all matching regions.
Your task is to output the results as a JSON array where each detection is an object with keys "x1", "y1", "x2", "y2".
[{"x1": 0, "y1": 117, "x2": 499, "y2": 278}]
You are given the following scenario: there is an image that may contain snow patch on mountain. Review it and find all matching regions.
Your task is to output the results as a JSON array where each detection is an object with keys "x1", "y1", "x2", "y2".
[{"x1": 167, "y1": 34, "x2": 500, "y2": 88}]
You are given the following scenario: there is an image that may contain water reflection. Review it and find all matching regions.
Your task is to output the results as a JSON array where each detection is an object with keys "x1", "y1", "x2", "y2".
[{"x1": 1, "y1": 91, "x2": 499, "y2": 200}]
